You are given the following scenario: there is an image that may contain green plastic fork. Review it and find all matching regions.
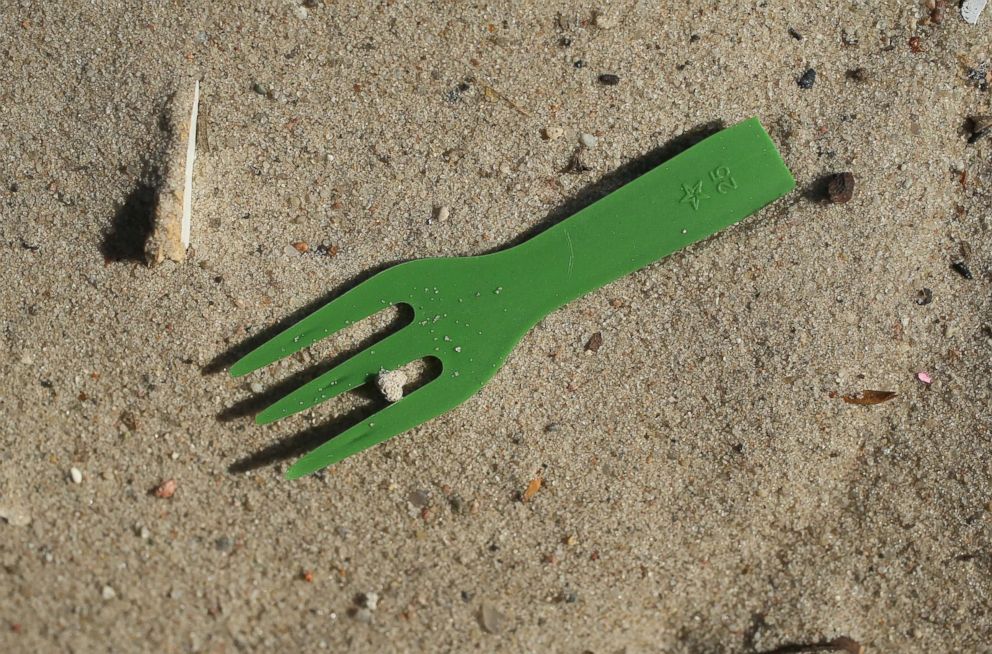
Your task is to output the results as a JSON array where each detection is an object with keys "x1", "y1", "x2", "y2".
[{"x1": 230, "y1": 118, "x2": 795, "y2": 479}]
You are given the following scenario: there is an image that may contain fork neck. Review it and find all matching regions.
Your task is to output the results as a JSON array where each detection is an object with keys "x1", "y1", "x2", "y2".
[{"x1": 504, "y1": 118, "x2": 795, "y2": 312}]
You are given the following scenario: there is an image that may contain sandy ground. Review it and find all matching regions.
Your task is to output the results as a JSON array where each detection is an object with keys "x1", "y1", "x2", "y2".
[{"x1": 2, "y1": 1, "x2": 992, "y2": 652}]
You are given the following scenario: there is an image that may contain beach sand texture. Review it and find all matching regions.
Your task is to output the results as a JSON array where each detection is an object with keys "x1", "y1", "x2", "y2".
[{"x1": 1, "y1": 1, "x2": 991, "y2": 651}]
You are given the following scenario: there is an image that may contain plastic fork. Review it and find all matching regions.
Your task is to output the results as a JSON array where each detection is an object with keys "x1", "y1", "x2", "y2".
[{"x1": 230, "y1": 118, "x2": 795, "y2": 479}]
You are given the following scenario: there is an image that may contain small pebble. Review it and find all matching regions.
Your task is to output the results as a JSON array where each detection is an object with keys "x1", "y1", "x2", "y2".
[
  {"x1": 293, "y1": 4, "x2": 308, "y2": 19},
  {"x1": 915, "y1": 288, "x2": 933, "y2": 306},
  {"x1": 214, "y1": 536, "x2": 234, "y2": 552},
  {"x1": 827, "y1": 172, "x2": 855, "y2": 204},
  {"x1": 845, "y1": 68, "x2": 868, "y2": 82},
  {"x1": 951, "y1": 261, "x2": 973, "y2": 280},
  {"x1": 250, "y1": 381, "x2": 264, "y2": 393},
  {"x1": 291, "y1": 241, "x2": 309, "y2": 254},
  {"x1": 376, "y1": 369, "x2": 407, "y2": 403},
  {"x1": 480, "y1": 602, "x2": 505, "y2": 634},
  {"x1": 361, "y1": 592, "x2": 379, "y2": 611},
  {"x1": 584, "y1": 331, "x2": 604, "y2": 353},
  {"x1": 598, "y1": 73, "x2": 620, "y2": 86},
  {"x1": 408, "y1": 489, "x2": 430, "y2": 507},
  {"x1": 593, "y1": 12, "x2": 617, "y2": 29},
  {"x1": 967, "y1": 115, "x2": 992, "y2": 144},
  {"x1": 544, "y1": 423, "x2": 561, "y2": 433},
  {"x1": 0, "y1": 505, "x2": 31, "y2": 527},
  {"x1": 579, "y1": 133, "x2": 598, "y2": 149},
  {"x1": 353, "y1": 608, "x2": 372, "y2": 623},
  {"x1": 194, "y1": 31, "x2": 208, "y2": 45},
  {"x1": 69, "y1": 467, "x2": 82, "y2": 484},
  {"x1": 153, "y1": 478, "x2": 177, "y2": 499},
  {"x1": 436, "y1": 205, "x2": 450, "y2": 222},
  {"x1": 797, "y1": 68, "x2": 816, "y2": 89},
  {"x1": 101, "y1": 585, "x2": 117, "y2": 600},
  {"x1": 251, "y1": 82, "x2": 269, "y2": 96},
  {"x1": 916, "y1": 372, "x2": 933, "y2": 385},
  {"x1": 283, "y1": 244, "x2": 301, "y2": 258},
  {"x1": 541, "y1": 126, "x2": 563, "y2": 141},
  {"x1": 573, "y1": 59, "x2": 585, "y2": 69},
  {"x1": 788, "y1": 27, "x2": 803, "y2": 40}
]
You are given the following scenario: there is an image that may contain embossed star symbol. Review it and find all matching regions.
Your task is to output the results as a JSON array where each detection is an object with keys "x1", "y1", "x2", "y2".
[{"x1": 679, "y1": 180, "x2": 709, "y2": 211}]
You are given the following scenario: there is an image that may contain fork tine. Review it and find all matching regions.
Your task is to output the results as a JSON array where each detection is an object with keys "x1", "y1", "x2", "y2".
[
  {"x1": 229, "y1": 268, "x2": 406, "y2": 378},
  {"x1": 284, "y1": 376, "x2": 467, "y2": 479},
  {"x1": 255, "y1": 330, "x2": 417, "y2": 425}
]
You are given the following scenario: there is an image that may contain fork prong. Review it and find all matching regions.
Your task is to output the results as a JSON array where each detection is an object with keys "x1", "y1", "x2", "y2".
[
  {"x1": 255, "y1": 330, "x2": 418, "y2": 425},
  {"x1": 284, "y1": 376, "x2": 468, "y2": 479},
  {"x1": 229, "y1": 269, "x2": 407, "y2": 378}
]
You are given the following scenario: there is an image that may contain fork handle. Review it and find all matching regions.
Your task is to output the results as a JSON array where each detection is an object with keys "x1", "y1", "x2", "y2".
[{"x1": 508, "y1": 118, "x2": 795, "y2": 311}]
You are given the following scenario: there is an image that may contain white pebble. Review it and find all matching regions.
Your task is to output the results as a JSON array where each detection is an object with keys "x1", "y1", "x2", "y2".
[
  {"x1": 594, "y1": 12, "x2": 618, "y2": 29},
  {"x1": 293, "y1": 4, "x2": 308, "y2": 19},
  {"x1": 542, "y1": 126, "x2": 564, "y2": 140},
  {"x1": 250, "y1": 381, "x2": 264, "y2": 393},
  {"x1": 101, "y1": 585, "x2": 117, "y2": 600},
  {"x1": 376, "y1": 369, "x2": 407, "y2": 403},
  {"x1": 364, "y1": 591, "x2": 379, "y2": 611},
  {"x1": 436, "y1": 206, "x2": 450, "y2": 222},
  {"x1": 580, "y1": 133, "x2": 598, "y2": 149},
  {"x1": 69, "y1": 467, "x2": 83, "y2": 484}
]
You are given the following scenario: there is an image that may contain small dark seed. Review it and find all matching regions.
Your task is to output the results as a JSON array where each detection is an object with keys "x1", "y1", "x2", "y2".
[
  {"x1": 788, "y1": 27, "x2": 803, "y2": 40},
  {"x1": 951, "y1": 261, "x2": 973, "y2": 280},
  {"x1": 584, "y1": 331, "x2": 604, "y2": 352},
  {"x1": 827, "y1": 172, "x2": 855, "y2": 204},
  {"x1": 915, "y1": 288, "x2": 933, "y2": 306},
  {"x1": 598, "y1": 73, "x2": 620, "y2": 86},
  {"x1": 797, "y1": 68, "x2": 816, "y2": 89}
]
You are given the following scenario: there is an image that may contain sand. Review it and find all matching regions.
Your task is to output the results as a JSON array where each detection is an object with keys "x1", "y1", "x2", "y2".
[{"x1": 2, "y1": 1, "x2": 991, "y2": 652}]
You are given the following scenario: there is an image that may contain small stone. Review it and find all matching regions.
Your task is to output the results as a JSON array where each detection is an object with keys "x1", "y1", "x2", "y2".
[
  {"x1": 788, "y1": 27, "x2": 803, "y2": 40},
  {"x1": 480, "y1": 602, "x2": 505, "y2": 634},
  {"x1": 827, "y1": 172, "x2": 855, "y2": 204},
  {"x1": 408, "y1": 489, "x2": 430, "y2": 508},
  {"x1": 139, "y1": 525, "x2": 151, "y2": 540},
  {"x1": 593, "y1": 12, "x2": 617, "y2": 29},
  {"x1": 69, "y1": 467, "x2": 82, "y2": 484},
  {"x1": 598, "y1": 73, "x2": 620, "y2": 86},
  {"x1": 573, "y1": 59, "x2": 585, "y2": 69},
  {"x1": 915, "y1": 288, "x2": 933, "y2": 306},
  {"x1": 153, "y1": 478, "x2": 177, "y2": 499},
  {"x1": 252, "y1": 82, "x2": 269, "y2": 96},
  {"x1": 250, "y1": 381, "x2": 264, "y2": 393},
  {"x1": 0, "y1": 505, "x2": 31, "y2": 527},
  {"x1": 541, "y1": 126, "x2": 564, "y2": 141},
  {"x1": 951, "y1": 261, "x2": 973, "y2": 280},
  {"x1": 436, "y1": 205, "x2": 450, "y2": 222},
  {"x1": 293, "y1": 4, "x2": 308, "y2": 19},
  {"x1": 283, "y1": 244, "x2": 301, "y2": 258},
  {"x1": 584, "y1": 331, "x2": 604, "y2": 353},
  {"x1": 361, "y1": 592, "x2": 379, "y2": 611},
  {"x1": 101, "y1": 585, "x2": 117, "y2": 600},
  {"x1": 449, "y1": 495, "x2": 465, "y2": 514},
  {"x1": 797, "y1": 68, "x2": 816, "y2": 89},
  {"x1": 376, "y1": 369, "x2": 407, "y2": 403},
  {"x1": 579, "y1": 133, "x2": 598, "y2": 149},
  {"x1": 353, "y1": 608, "x2": 372, "y2": 623},
  {"x1": 291, "y1": 241, "x2": 309, "y2": 253},
  {"x1": 545, "y1": 423, "x2": 561, "y2": 433},
  {"x1": 908, "y1": 36, "x2": 923, "y2": 53},
  {"x1": 962, "y1": 0, "x2": 989, "y2": 24},
  {"x1": 916, "y1": 372, "x2": 933, "y2": 385},
  {"x1": 214, "y1": 536, "x2": 234, "y2": 552},
  {"x1": 967, "y1": 115, "x2": 992, "y2": 144},
  {"x1": 194, "y1": 31, "x2": 208, "y2": 45}
]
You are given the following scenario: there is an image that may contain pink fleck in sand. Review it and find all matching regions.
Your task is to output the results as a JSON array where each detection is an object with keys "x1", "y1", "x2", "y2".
[{"x1": 916, "y1": 372, "x2": 932, "y2": 385}]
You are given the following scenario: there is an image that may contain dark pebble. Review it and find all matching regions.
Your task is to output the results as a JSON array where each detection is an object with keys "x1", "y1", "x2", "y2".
[
  {"x1": 951, "y1": 262, "x2": 973, "y2": 280},
  {"x1": 563, "y1": 590, "x2": 578, "y2": 603},
  {"x1": 573, "y1": 59, "x2": 585, "y2": 68},
  {"x1": 9, "y1": 182, "x2": 19, "y2": 192},
  {"x1": 689, "y1": 34, "x2": 700, "y2": 43},
  {"x1": 967, "y1": 115, "x2": 992, "y2": 145},
  {"x1": 598, "y1": 73, "x2": 620, "y2": 86},
  {"x1": 827, "y1": 172, "x2": 855, "y2": 204},
  {"x1": 788, "y1": 27, "x2": 803, "y2": 40},
  {"x1": 797, "y1": 68, "x2": 816, "y2": 89},
  {"x1": 559, "y1": 37, "x2": 571, "y2": 47},
  {"x1": 461, "y1": 590, "x2": 474, "y2": 602},
  {"x1": 251, "y1": 82, "x2": 269, "y2": 96},
  {"x1": 214, "y1": 536, "x2": 234, "y2": 552},
  {"x1": 545, "y1": 423, "x2": 561, "y2": 433},
  {"x1": 915, "y1": 288, "x2": 933, "y2": 306}
]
